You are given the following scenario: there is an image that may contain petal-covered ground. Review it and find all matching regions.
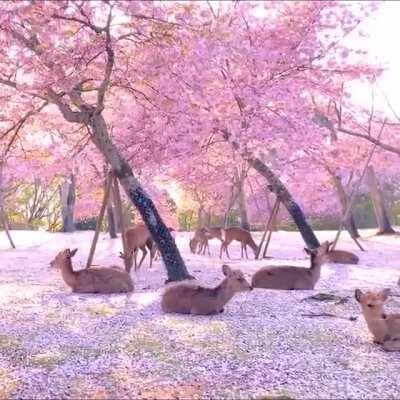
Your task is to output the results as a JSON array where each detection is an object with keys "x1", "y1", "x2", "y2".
[{"x1": 0, "y1": 229, "x2": 399, "y2": 399}]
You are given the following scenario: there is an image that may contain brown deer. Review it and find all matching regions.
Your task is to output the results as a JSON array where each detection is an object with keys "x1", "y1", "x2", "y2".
[
  {"x1": 355, "y1": 288, "x2": 400, "y2": 352},
  {"x1": 251, "y1": 241, "x2": 330, "y2": 290},
  {"x1": 219, "y1": 227, "x2": 258, "y2": 259},
  {"x1": 125, "y1": 224, "x2": 153, "y2": 271},
  {"x1": 50, "y1": 248, "x2": 134, "y2": 294},
  {"x1": 189, "y1": 228, "x2": 210, "y2": 255},
  {"x1": 325, "y1": 242, "x2": 359, "y2": 264},
  {"x1": 161, "y1": 264, "x2": 252, "y2": 315},
  {"x1": 205, "y1": 227, "x2": 224, "y2": 241}
]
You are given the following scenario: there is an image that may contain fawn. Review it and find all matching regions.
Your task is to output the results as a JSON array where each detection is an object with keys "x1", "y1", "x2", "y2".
[
  {"x1": 355, "y1": 288, "x2": 400, "y2": 352},
  {"x1": 161, "y1": 264, "x2": 252, "y2": 315},
  {"x1": 50, "y1": 248, "x2": 134, "y2": 294},
  {"x1": 251, "y1": 241, "x2": 330, "y2": 290}
]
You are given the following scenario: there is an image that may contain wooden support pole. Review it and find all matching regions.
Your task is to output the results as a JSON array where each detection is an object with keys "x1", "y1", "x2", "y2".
[
  {"x1": 112, "y1": 175, "x2": 129, "y2": 270},
  {"x1": 331, "y1": 121, "x2": 386, "y2": 251},
  {"x1": 0, "y1": 208, "x2": 15, "y2": 249},
  {"x1": 262, "y1": 200, "x2": 280, "y2": 258},
  {"x1": 256, "y1": 198, "x2": 280, "y2": 259},
  {"x1": 86, "y1": 171, "x2": 113, "y2": 268}
]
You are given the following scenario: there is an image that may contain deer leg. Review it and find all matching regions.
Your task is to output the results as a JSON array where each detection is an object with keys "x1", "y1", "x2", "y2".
[
  {"x1": 138, "y1": 246, "x2": 147, "y2": 269},
  {"x1": 134, "y1": 248, "x2": 139, "y2": 271},
  {"x1": 207, "y1": 241, "x2": 210, "y2": 256},
  {"x1": 245, "y1": 245, "x2": 249, "y2": 259},
  {"x1": 219, "y1": 242, "x2": 224, "y2": 259}
]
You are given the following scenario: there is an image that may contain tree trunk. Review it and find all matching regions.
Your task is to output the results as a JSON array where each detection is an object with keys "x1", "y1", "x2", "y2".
[
  {"x1": 89, "y1": 114, "x2": 192, "y2": 282},
  {"x1": 366, "y1": 165, "x2": 395, "y2": 235},
  {"x1": 60, "y1": 174, "x2": 76, "y2": 232},
  {"x1": 331, "y1": 174, "x2": 360, "y2": 238},
  {"x1": 107, "y1": 193, "x2": 117, "y2": 239},
  {"x1": 197, "y1": 205, "x2": 206, "y2": 229},
  {"x1": 236, "y1": 174, "x2": 250, "y2": 231},
  {"x1": 247, "y1": 157, "x2": 320, "y2": 249}
]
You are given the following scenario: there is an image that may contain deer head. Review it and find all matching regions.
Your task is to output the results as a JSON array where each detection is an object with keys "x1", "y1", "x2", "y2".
[
  {"x1": 222, "y1": 264, "x2": 252, "y2": 292},
  {"x1": 50, "y1": 248, "x2": 78, "y2": 268},
  {"x1": 355, "y1": 288, "x2": 390, "y2": 319},
  {"x1": 304, "y1": 241, "x2": 330, "y2": 264}
]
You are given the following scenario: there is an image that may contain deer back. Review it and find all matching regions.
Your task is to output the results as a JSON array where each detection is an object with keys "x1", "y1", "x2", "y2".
[
  {"x1": 328, "y1": 249, "x2": 359, "y2": 264},
  {"x1": 125, "y1": 225, "x2": 151, "y2": 250}
]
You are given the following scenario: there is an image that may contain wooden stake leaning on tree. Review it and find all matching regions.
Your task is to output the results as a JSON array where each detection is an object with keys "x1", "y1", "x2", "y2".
[
  {"x1": 86, "y1": 171, "x2": 113, "y2": 268},
  {"x1": 112, "y1": 174, "x2": 129, "y2": 271},
  {"x1": 331, "y1": 120, "x2": 387, "y2": 251},
  {"x1": 256, "y1": 198, "x2": 280, "y2": 259}
]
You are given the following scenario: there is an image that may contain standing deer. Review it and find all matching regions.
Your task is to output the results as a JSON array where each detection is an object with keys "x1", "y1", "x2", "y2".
[
  {"x1": 355, "y1": 288, "x2": 400, "y2": 352},
  {"x1": 219, "y1": 227, "x2": 258, "y2": 259},
  {"x1": 251, "y1": 241, "x2": 330, "y2": 290},
  {"x1": 161, "y1": 264, "x2": 252, "y2": 315},
  {"x1": 189, "y1": 228, "x2": 210, "y2": 255},
  {"x1": 50, "y1": 248, "x2": 134, "y2": 294},
  {"x1": 205, "y1": 227, "x2": 224, "y2": 241},
  {"x1": 125, "y1": 224, "x2": 153, "y2": 271}
]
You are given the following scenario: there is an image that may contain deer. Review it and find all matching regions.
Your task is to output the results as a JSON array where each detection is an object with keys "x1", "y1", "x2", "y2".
[
  {"x1": 324, "y1": 242, "x2": 359, "y2": 264},
  {"x1": 161, "y1": 264, "x2": 252, "y2": 315},
  {"x1": 355, "y1": 288, "x2": 400, "y2": 352},
  {"x1": 189, "y1": 228, "x2": 210, "y2": 255},
  {"x1": 125, "y1": 224, "x2": 153, "y2": 271},
  {"x1": 50, "y1": 248, "x2": 134, "y2": 294},
  {"x1": 251, "y1": 241, "x2": 330, "y2": 290},
  {"x1": 219, "y1": 227, "x2": 258, "y2": 259},
  {"x1": 205, "y1": 227, "x2": 224, "y2": 241}
]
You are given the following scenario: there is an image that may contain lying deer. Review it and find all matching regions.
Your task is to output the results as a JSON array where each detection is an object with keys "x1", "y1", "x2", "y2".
[
  {"x1": 325, "y1": 242, "x2": 359, "y2": 264},
  {"x1": 220, "y1": 227, "x2": 258, "y2": 259},
  {"x1": 189, "y1": 228, "x2": 210, "y2": 255},
  {"x1": 161, "y1": 264, "x2": 252, "y2": 315},
  {"x1": 251, "y1": 241, "x2": 330, "y2": 290},
  {"x1": 50, "y1": 248, "x2": 134, "y2": 294},
  {"x1": 355, "y1": 288, "x2": 400, "y2": 352}
]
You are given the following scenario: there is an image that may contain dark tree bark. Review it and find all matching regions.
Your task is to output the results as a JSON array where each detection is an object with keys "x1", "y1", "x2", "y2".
[
  {"x1": 247, "y1": 157, "x2": 320, "y2": 249},
  {"x1": 89, "y1": 113, "x2": 192, "y2": 282},
  {"x1": 330, "y1": 174, "x2": 360, "y2": 239},
  {"x1": 366, "y1": 165, "x2": 396, "y2": 235},
  {"x1": 60, "y1": 174, "x2": 76, "y2": 232}
]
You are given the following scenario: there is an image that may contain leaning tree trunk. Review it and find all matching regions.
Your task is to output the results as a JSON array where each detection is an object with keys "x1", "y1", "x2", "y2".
[
  {"x1": 236, "y1": 175, "x2": 250, "y2": 231},
  {"x1": 60, "y1": 174, "x2": 76, "y2": 232},
  {"x1": 366, "y1": 165, "x2": 395, "y2": 235},
  {"x1": 89, "y1": 114, "x2": 191, "y2": 282},
  {"x1": 247, "y1": 157, "x2": 320, "y2": 249},
  {"x1": 331, "y1": 174, "x2": 360, "y2": 239}
]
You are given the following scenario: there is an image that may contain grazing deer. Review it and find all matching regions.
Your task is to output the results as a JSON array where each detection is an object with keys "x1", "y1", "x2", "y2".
[
  {"x1": 205, "y1": 227, "x2": 224, "y2": 241},
  {"x1": 355, "y1": 288, "x2": 400, "y2": 352},
  {"x1": 325, "y1": 242, "x2": 359, "y2": 264},
  {"x1": 251, "y1": 241, "x2": 330, "y2": 290},
  {"x1": 125, "y1": 224, "x2": 153, "y2": 270},
  {"x1": 219, "y1": 227, "x2": 258, "y2": 259},
  {"x1": 50, "y1": 248, "x2": 134, "y2": 294},
  {"x1": 161, "y1": 264, "x2": 252, "y2": 315},
  {"x1": 189, "y1": 228, "x2": 210, "y2": 255}
]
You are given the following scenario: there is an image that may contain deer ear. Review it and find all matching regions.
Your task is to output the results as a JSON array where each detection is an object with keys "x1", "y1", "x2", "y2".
[
  {"x1": 70, "y1": 248, "x2": 78, "y2": 257},
  {"x1": 222, "y1": 264, "x2": 231, "y2": 276},
  {"x1": 380, "y1": 288, "x2": 390, "y2": 301},
  {"x1": 355, "y1": 289, "x2": 363, "y2": 303}
]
